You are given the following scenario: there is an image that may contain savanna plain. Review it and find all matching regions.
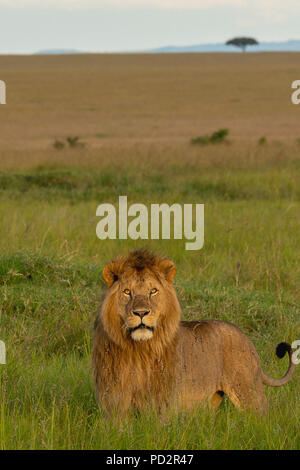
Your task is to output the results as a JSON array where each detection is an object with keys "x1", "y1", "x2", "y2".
[{"x1": 0, "y1": 52, "x2": 299, "y2": 449}]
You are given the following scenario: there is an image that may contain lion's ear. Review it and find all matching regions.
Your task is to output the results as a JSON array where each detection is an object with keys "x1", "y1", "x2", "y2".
[
  {"x1": 158, "y1": 259, "x2": 176, "y2": 284},
  {"x1": 102, "y1": 262, "x2": 119, "y2": 287}
]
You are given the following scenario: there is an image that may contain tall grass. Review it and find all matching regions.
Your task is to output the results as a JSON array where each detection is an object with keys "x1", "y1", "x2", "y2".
[{"x1": 0, "y1": 144, "x2": 299, "y2": 449}]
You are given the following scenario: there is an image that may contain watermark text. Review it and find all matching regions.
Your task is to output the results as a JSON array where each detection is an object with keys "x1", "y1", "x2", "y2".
[
  {"x1": 291, "y1": 80, "x2": 300, "y2": 104},
  {"x1": 292, "y1": 340, "x2": 300, "y2": 365},
  {"x1": 0, "y1": 80, "x2": 6, "y2": 104},
  {"x1": 0, "y1": 341, "x2": 6, "y2": 364},
  {"x1": 96, "y1": 196, "x2": 204, "y2": 250}
]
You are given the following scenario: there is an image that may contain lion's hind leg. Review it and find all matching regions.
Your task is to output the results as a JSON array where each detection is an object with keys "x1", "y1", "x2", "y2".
[
  {"x1": 224, "y1": 377, "x2": 268, "y2": 414},
  {"x1": 210, "y1": 391, "x2": 224, "y2": 410}
]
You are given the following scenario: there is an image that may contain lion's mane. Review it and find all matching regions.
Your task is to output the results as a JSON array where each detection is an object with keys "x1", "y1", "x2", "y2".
[{"x1": 92, "y1": 249, "x2": 181, "y2": 414}]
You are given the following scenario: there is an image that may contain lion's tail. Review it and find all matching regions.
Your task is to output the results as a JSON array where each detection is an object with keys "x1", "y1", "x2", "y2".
[{"x1": 261, "y1": 342, "x2": 296, "y2": 387}]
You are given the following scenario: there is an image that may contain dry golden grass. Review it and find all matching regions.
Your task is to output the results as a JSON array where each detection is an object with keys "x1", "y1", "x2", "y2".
[{"x1": 1, "y1": 52, "x2": 300, "y2": 167}]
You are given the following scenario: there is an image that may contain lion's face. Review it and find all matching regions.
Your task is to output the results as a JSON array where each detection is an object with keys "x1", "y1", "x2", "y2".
[
  {"x1": 101, "y1": 250, "x2": 180, "y2": 345},
  {"x1": 116, "y1": 269, "x2": 165, "y2": 342}
]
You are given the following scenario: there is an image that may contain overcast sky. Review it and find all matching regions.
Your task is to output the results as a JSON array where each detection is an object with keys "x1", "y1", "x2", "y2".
[{"x1": 1, "y1": 0, "x2": 300, "y2": 53}]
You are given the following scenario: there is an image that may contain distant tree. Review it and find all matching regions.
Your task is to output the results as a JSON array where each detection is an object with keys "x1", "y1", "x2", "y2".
[{"x1": 226, "y1": 37, "x2": 259, "y2": 52}]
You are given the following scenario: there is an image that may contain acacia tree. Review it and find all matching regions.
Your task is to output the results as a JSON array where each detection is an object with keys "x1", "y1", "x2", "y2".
[{"x1": 226, "y1": 37, "x2": 258, "y2": 52}]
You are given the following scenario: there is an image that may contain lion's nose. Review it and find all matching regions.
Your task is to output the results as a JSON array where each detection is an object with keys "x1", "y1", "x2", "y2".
[{"x1": 132, "y1": 309, "x2": 150, "y2": 319}]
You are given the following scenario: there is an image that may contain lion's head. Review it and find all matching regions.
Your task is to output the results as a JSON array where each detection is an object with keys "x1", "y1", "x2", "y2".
[{"x1": 100, "y1": 249, "x2": 181, "y2": 348}]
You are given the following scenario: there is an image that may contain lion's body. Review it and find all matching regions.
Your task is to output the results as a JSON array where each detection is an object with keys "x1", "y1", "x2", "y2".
[
  {"x1": 92, "y1": 250, "x2": 295, "y2": 416},
  {"x1": 176, "y1": 320, "x2": 267, "y2": 412}
]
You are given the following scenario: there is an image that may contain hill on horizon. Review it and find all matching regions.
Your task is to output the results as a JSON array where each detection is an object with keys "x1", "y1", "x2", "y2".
[
  {"x1": 34, "y1": 40, "x2": 300, "y2": 55},
  {"x1": 35, "y1": 49, "x2": 81, "y2": 55},
  {"x1": 147, "y1": 39, "x2": 300, "y2": 53}
]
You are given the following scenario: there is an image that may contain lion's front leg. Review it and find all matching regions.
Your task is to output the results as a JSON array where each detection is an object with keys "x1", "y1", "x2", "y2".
[{"x1": 98, "y1": 386, "x2": 134, "y2": 418}]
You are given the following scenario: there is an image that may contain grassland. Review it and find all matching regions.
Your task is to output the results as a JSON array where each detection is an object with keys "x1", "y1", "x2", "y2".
[{"x1": 0, "y1": 53, "x2": 299, "y2": 450}]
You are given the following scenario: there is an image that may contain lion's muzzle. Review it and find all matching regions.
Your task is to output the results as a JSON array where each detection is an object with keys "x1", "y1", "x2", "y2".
[
  {"x1": 132, "y1": 309, "x2": 150, "y2": 319},
  {"x1": 129, "y1": 321, "x2": 154, "y2": 342}
]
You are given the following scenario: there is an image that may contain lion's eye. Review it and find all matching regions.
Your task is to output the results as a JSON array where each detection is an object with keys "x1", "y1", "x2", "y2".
[
  {"x1": 150, "y1": 288, "x2": 158, "y2": 295},
  {"x1": 123, "y1": 289, "x2": 131, "y2": 296}
]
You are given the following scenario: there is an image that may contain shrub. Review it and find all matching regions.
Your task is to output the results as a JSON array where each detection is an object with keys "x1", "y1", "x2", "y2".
[
  {"x1": 53, "y1": 137, "x2": 85, "y2": 149},
  {"x1": 66, "y1": 136, "x2": 85, "y2": 148},
  {"x1": 53, "y1": 140, "x2": 65, "y2": 150},
  {"x1": 258, "y1": 136, "x2": 267, "y2": 145},
  {"x1": 191, "y1": 128, "x2": 229, "y2": 145}
]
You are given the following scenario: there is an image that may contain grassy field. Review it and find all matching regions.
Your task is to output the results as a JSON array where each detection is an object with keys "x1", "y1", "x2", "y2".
[{"x1": 0, "y1": 53, "x2": 299, "y2": 450}]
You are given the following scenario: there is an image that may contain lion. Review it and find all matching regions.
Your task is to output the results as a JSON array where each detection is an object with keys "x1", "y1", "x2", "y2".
[{"x1": 92, "y1": 249, "x2": 296, "y2": 415}]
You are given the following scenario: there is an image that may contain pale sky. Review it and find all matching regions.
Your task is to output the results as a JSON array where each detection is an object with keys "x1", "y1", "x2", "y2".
[{"x1": 1, "y1": 0, "x2": 300, "y2": 53}]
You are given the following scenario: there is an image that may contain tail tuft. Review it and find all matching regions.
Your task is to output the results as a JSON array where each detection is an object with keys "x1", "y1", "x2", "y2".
[
  {"x1": 262, "y1": 342, "x2": 295, "y2": 387},
  {"x1": 276, "y1": 342, "x2": 291, "y2": 359}
]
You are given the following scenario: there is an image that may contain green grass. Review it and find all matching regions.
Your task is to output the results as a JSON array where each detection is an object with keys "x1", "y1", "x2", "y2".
[
  {"x1": 0, "y1": 163, "x2": 299, "y2": 202},
  {"x1": 0, "y1": 144, "x2": 299, "y2": 449}
]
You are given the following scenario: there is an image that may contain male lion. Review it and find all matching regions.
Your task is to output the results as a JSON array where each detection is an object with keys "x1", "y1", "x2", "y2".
[{"x1": 92, "y1": 249, "x2": 295, "y2": 415}]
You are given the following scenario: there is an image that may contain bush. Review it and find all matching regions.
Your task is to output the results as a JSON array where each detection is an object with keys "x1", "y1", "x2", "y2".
[
  {"x1": 191, "y1": 128, "x2": 229, "y2": 145},
  {"x1": 66, "y1": 136, "x2": 82, "y2": 148},
  {"x1": 53, "y1": 137, "x2": 85, "y2": 149},
  {"x1": 258, "y1": 136, "x2": 267, "y2": 146},
  {"x1": 53, "y1": 140, "x2": 65, "y2": 150}
]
